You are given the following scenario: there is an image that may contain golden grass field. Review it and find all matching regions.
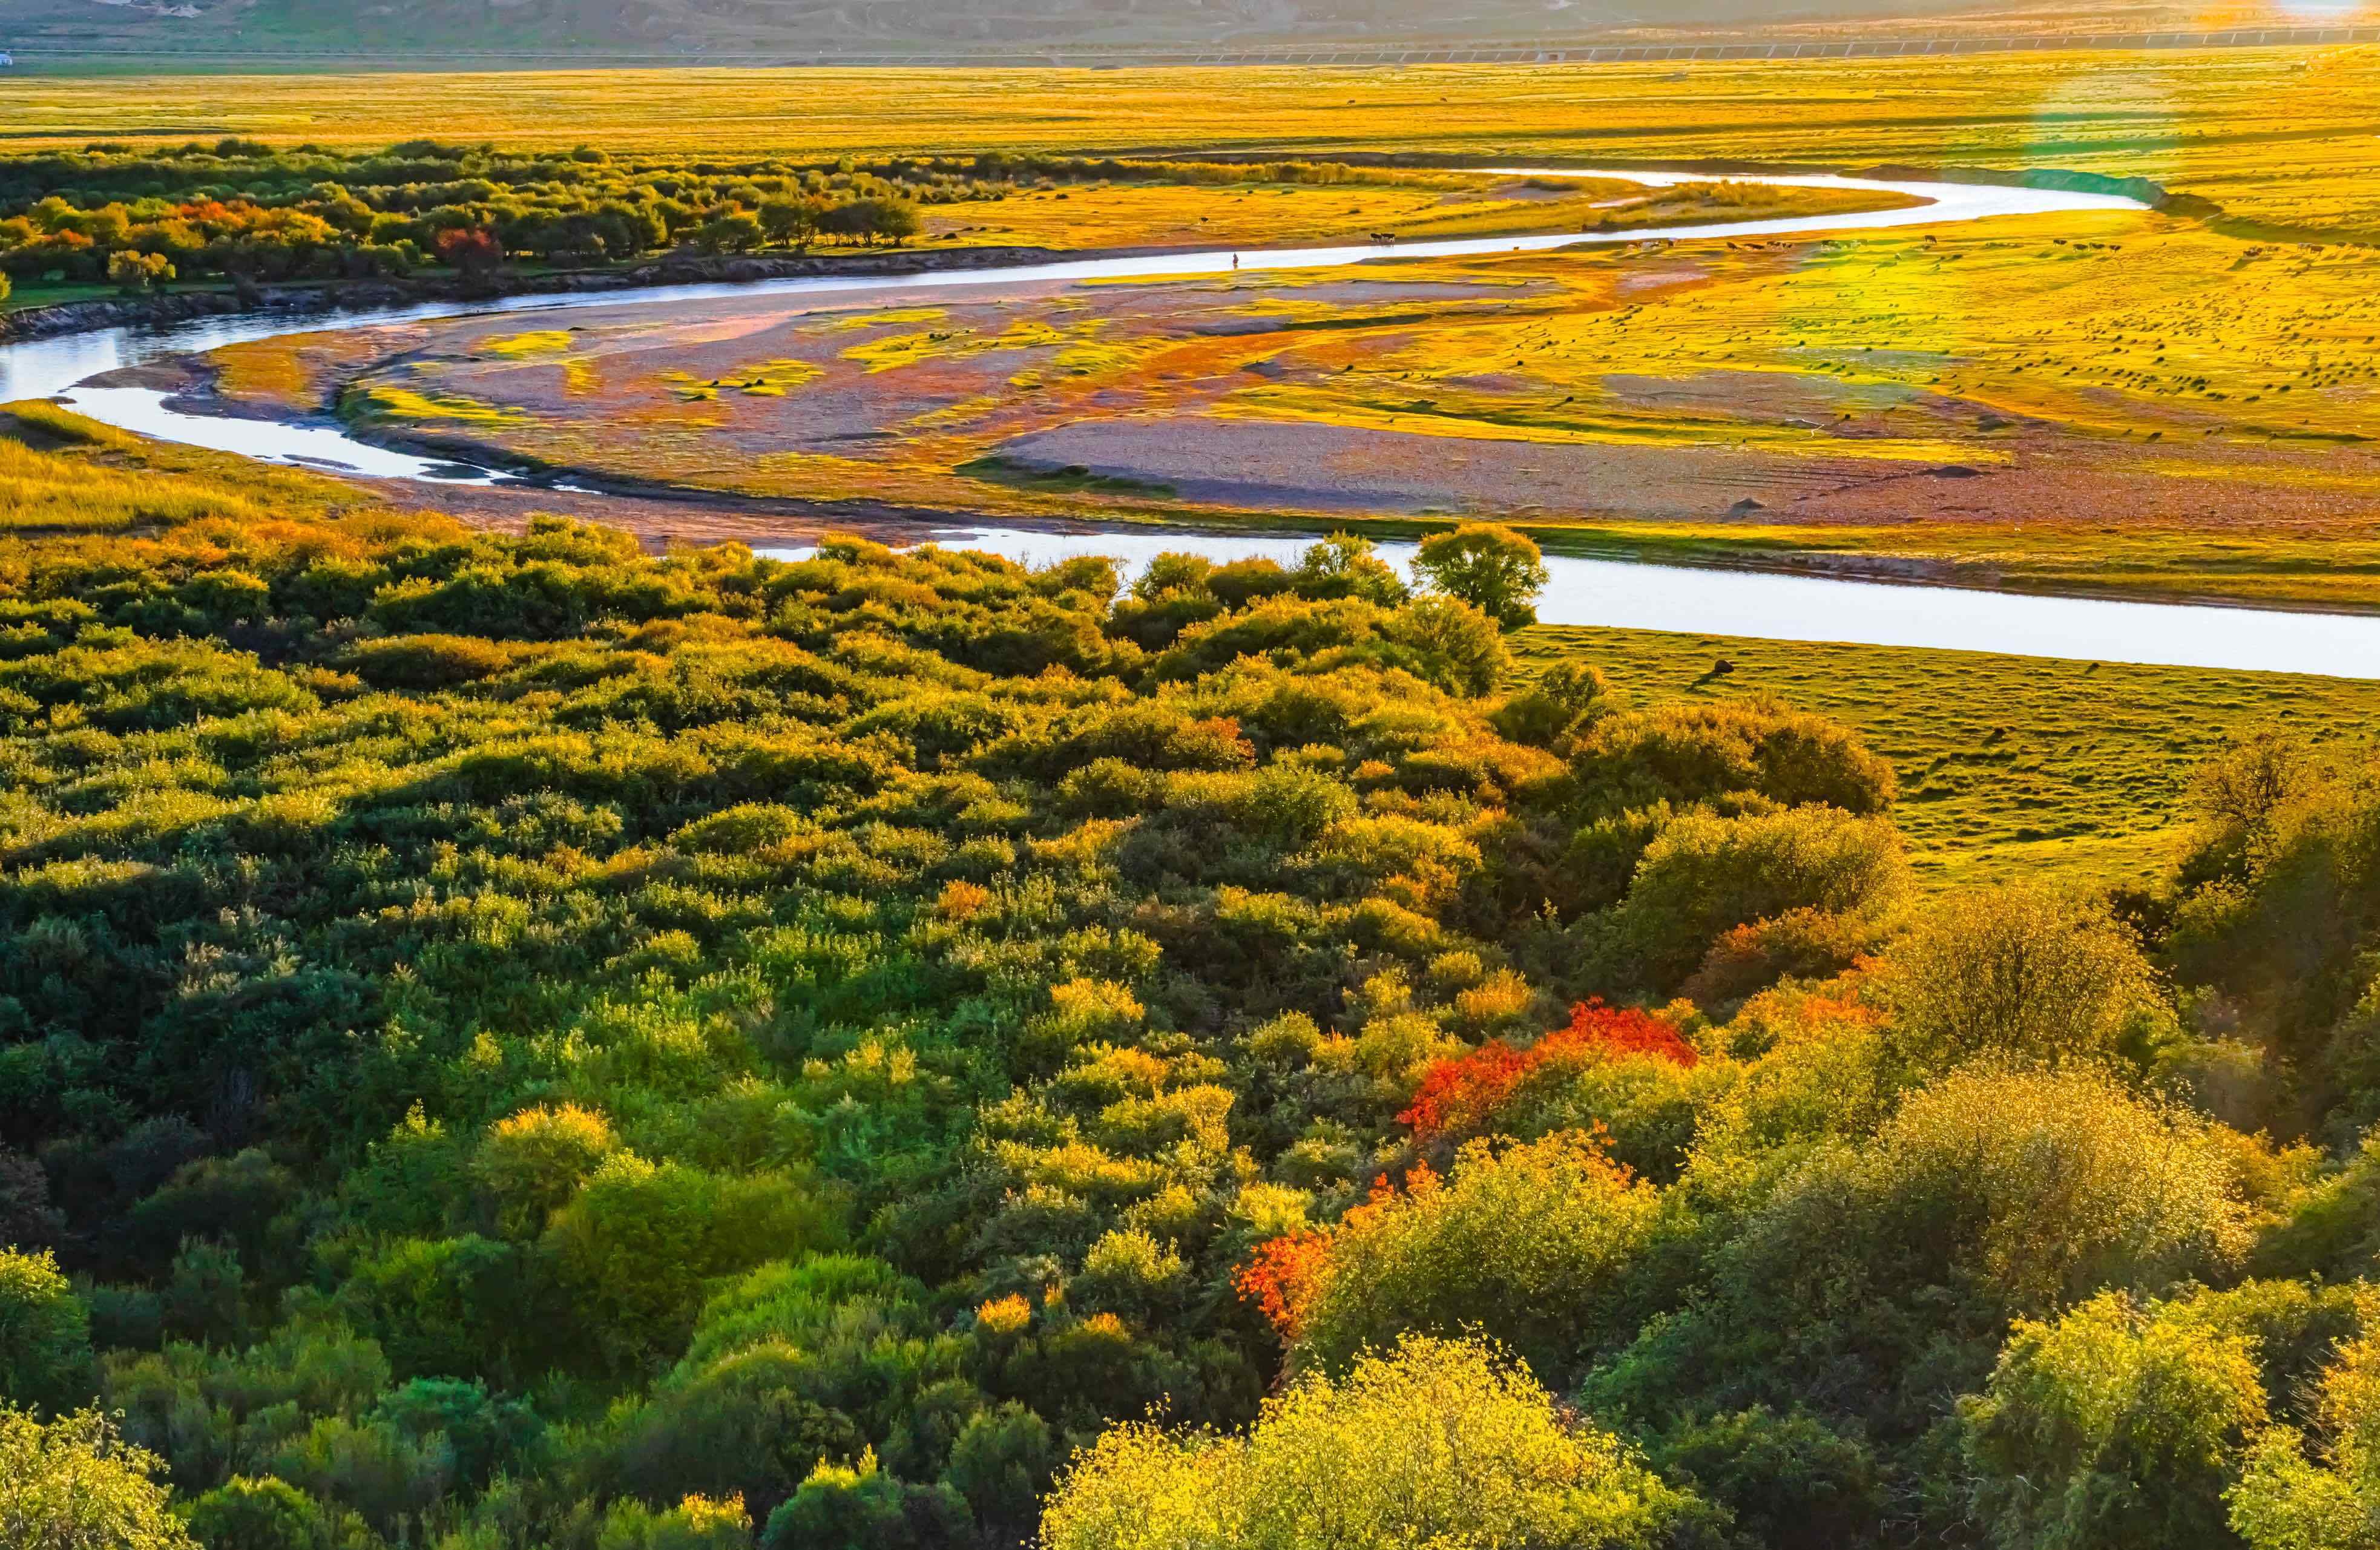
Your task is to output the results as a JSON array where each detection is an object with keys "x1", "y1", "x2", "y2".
[
  {"x1": 45, "y1": 45, "x2": 2364, "y2": 608},
  {"x1": 199, "y1": 177, "x2": 2380, "y2": 609},
  {"x1": 922, "y1": 174, "x2": 1913, "y2": 251},
  {"x1": 8, "y1": 47, "x2": 2380, "y2": 232}
]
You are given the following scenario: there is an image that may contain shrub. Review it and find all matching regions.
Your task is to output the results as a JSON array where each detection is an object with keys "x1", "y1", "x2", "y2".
[
  {"x1": 0, "y1": 1248, "x2": 91, "y2": 1413},
  {"x1": 1403, "y1": 1002, "x2": 1718, "y2": 1184},
  {"x1": 542, "y1": 1155, "x2": 843, "y2": 1370},
  {"x1": 1411, "y1": 524, "x2": 1548, "y2": 629},
  {"x1": 471, "y1": 1103, "x2": 619, "y2": 1236},
  {"x1": 0, "y1": 1406, "x2": 192, "y2": 1549},
  {"x1": 1071, "y1": 1227, "x2": 1184, "y2": 1322},
  {"x1": 1384, "y1": 594, "x2": 1509, "y2": 695},
  {"x1": 597, "y1": 1493, "x2": 754, "y2": 1550},
  {"x1": 1961, "y1": 1291, "x2": 2269, "y2": 1550},
  {"x1": 1294, "y1": 533, "x2": 1407, "y2": 605},
  {"x1": 2229, "y1": 1315, "x2": 2380, "y2": 1550},
  {"x1": 0, "y1": 1146, "x2": 59, "y2": 1250},
  {"x1": 106, "y1": 250, "x2": 174, "y2": 293},
  {"x1": 1737, "y1": 1064, "x2": 2256, "y2": 1327},
  {"x1": 340, "y1": 1234, "x2": 540, "y2": 1384},
  {"x1": 1880, "y1": 884, "x2": 2164, "y2": 1074},
  {"x1": 1039, "y1": 1335, "x2": 1718, "y2": 1550},
  {"x1": 1600, "y1": 807, "x2": 1908, "y2": 994},
  {"x1": 344, "y1": 633, "x2": 519, "y2": 689},
  {"x1": 1493, "y1": 660, "x2": 1617, "y2": 747},
  {"x1": 1650, "y1": 1408, "x2": 1882, "y2": 1550},
  {"x1": 943, "y1": 1402, "x2": 1054, "y2": 1533},
  {"x1": 268, "y1": 1415, "x2": 452, "y2": 1541},
  {"x1": 183, "y1": 1475, "x2": 342, "y2": 1550},
  {"x1": 160, "y1": 1238, "x2": 248, "y2": 1348},
  {"x1": 1399, "y1": 1000, "x2": 1697, "y2": 1144},
  {"x1": 613, "y1": 1347, "x2": 867, "y2": 1523},
  {"x1": 1248, "y1": 1131, "x2": 1662, "y2": 1380},
  {"x1": 1679, "y1": 906, "x2": 1878, "y2": 1008},
  {"x1": 1588, "y1": 1063, "x2": 2266, "y2": 1455},
  {"x1": 122, "y1": 1149, "x2": 299, "y2": 1277},
  {"x1": 1577, "y1": 698, "x2": 1896, "y2": 817},
  {"x1": 2166, "y1": 760, "x2": 2380, "y2": 1110},
  {"x1": 760, "y1": 1451, "x2": 967, "y2": 1550},
  {"x1": 369, "y1": 1376, "x2": 543, "y2": 1491}
]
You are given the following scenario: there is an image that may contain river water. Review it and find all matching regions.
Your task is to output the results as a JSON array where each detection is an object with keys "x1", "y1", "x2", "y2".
[{"x1": 19, "y1": 165, "x2": 2378, "y2": 678}]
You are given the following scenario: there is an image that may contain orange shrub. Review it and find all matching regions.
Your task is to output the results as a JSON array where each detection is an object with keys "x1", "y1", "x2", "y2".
[
  {"x1": 1236, "y1": 1171, "x2": 1417, "y2": 1340},
  {"x1": 1398, "y1": 1000, "x2": 1696, "y2": 1143}
]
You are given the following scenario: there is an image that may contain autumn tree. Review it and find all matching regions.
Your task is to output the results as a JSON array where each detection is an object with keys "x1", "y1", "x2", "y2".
[
  {"x1": 434, "y1": 226, "x2": 504, "y2": 275},
  {"x1": 0, "y1": 1407, "x2": 194, "y2": 1550},
  {"x1": 1412, "y1": 522, "x2": 1549, "y2": 629}
]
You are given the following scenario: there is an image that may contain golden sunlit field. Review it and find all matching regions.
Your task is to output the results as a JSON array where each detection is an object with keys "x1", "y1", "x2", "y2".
[
  {"x1": 194, "y1": 172, "x2": 2380, "y2": 608},
  {"x1": 918, "y1": 173, "x2": 1913, "y2": 251},
  {"x1": 56, "y1": 45, "x2": 2375, "y2": 608},
  {"x1": 6, "y1": 47, "x2": 2379, "y2": 231}
]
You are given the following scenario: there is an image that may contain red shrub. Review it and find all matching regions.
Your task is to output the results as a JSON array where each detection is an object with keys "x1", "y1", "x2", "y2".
[
  {"x1": 1235, "y1": 1229, "x2": 1332, "y2": 1339},
  {"x1": 1235, "y1": 1170, "x2": 1425, "y2": 1338},
  {"x1": 435, "y1": 227, "x2": 504, "y2": 273},
  {"x1": 1398, "y1": 1000, "x2": 1697, "y2": 1142}
]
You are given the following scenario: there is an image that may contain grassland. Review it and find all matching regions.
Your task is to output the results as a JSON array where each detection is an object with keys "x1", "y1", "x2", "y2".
[
  {"x1": 0, "y1": 402, "x2": 372, "y2": 533},
  {"x1": 924, "y1": 174, "x2": 1915, "y2": 251},
  {"x1": 211, "y1": 192, "x2": 2380, "y2": 610},
  {"x1": 5, "y1": 47, "x2": 2380, "y2": 232},
  {"x1": 0, "y1": 0, "x2": 2241, "y2": 61},
  {"x1": 1516, "y1": 622, "x2": 2380, "y2": 888},
  {"x1": 45, "y1": 45, "x2": 2368, "y2": 610}
]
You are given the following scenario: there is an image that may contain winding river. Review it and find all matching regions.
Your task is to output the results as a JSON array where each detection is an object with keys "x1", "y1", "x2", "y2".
[{"x1": 18, "y1": 164, "x2": 2380, "y2": 678}]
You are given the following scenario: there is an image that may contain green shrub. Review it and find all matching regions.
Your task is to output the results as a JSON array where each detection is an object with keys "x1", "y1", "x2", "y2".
[
  {"x1": 0, "y1": 1406, "x2": 192, "y2": 1549},
  {"x1": 1599, "y1": 806, "x2": 1908, "y2": 994},
  {"x1": 1576, "y1": 697, "x2": 1898, "y2": 817},
  {"x1": 1650, "y1": 1408, "x2": 1882, "y2": 1550},
  {"x1": 183, "y1": 1475, "x2": 343, "y2": 1550},
  {"x1": 1283, "y1": 1132, "x2": 1663, "y2": 1381},
  {"x1": 0, "y1": 1248, "x2": 92, "y2": 1413},
  {"x1": 1962, "y1": 1291, "x2": 2269, "y2": 1550},
  {"x1": 1411, "y1": 523, "x2": 1548, "y2": 629},
  {"x1": 1881, "y1": 884, "x2": 2166, "y2": 1074},
  {"x1": 759, "y1": 1451, "x2": 967, "y2": 1550}
]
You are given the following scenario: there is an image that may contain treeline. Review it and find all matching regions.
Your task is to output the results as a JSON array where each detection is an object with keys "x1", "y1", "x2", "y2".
[
  {"x1": 0, "y1": 141, "x2": 1484, "y2": 292},
  {"x1": 0, "y1": 140, "x2": 965, "y2": 289},
  {"x1": 2, "y1": 422, "x2": 2378, "y2": 1548}
]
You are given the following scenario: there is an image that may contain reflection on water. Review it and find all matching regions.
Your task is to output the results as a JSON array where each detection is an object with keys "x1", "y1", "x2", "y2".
[{"x1": 760, "y1": 528, "x2": 2380, "y2": 680}]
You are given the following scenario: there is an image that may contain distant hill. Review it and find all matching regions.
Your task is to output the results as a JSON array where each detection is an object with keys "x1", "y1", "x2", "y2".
[{"x1": 0, "y1": 0, "x2": 2229, "y2": 64}]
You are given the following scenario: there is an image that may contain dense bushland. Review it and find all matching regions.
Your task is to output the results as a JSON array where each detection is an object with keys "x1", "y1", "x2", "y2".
[
  {"x1": 0, "y1": 143, "x2": 1497, "y2": 290},
  {"x1": 1, "y1": 423, "x2": 2378, "y2": 1548}
]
